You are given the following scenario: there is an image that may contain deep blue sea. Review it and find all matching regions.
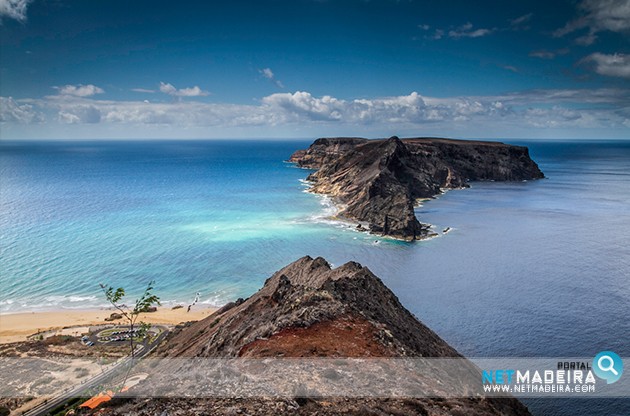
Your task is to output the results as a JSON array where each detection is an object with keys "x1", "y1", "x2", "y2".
[{"x1": 1, "y1": 139, "x2": 629, "y2": 415}]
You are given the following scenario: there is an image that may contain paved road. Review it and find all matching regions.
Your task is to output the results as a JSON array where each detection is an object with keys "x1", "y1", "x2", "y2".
[{"x1": 22, "y1": 325, "x2": 169, "y2": 416}]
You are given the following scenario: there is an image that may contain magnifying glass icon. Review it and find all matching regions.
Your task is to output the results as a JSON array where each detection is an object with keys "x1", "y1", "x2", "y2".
[{"x1": 598, "y1": 355, "x2": 619, "y2": 376}]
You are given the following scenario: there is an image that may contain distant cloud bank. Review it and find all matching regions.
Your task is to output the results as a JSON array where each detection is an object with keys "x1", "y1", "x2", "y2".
[{"x1": 2, "y1": 88, "x2": 628, "y2": 138}]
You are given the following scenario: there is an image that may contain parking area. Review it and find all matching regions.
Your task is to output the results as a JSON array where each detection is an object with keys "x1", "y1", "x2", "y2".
[{"x1": 85, "y1": 325, "x2": 164, "y2": 347}]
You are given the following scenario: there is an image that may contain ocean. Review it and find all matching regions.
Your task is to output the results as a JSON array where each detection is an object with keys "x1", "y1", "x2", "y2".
[{"x1": 1, "y1": 139, "x2": 629, "y2": 415}]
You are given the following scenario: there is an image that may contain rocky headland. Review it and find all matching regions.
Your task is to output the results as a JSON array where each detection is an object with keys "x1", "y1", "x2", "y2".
[
  {"x1": 103, "y1": 256, "x2": 530, "y2": 415},
  {"x1": 290, "y1": 136, "x2": 544, "y2": 240}
]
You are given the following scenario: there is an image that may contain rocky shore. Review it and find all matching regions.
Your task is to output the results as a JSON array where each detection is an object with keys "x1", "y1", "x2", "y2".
[
  {"x1": 103, "y1": 256, "x2": 530, "y2": 415},
  {"x1": 290, "y1": 136, "x2": 544, "y2": 240}
]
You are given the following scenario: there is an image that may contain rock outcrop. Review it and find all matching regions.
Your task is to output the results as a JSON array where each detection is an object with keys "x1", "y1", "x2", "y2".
[
  {"x1": 105, "y1": 256, "x2": 531, "y2": 416},
  {"x1": 290, "y1": 136, "x2": 544, "y2": 240},
  {"x1": 162, "y1": 256, "x2": 460, "y2": 359}
]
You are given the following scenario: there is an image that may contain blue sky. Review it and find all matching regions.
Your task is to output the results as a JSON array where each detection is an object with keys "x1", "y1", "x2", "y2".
[{"x1": 1, "y1": 0, "x2": 629, "y2": 139}]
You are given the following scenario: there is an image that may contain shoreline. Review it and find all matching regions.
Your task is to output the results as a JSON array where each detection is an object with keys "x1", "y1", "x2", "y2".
[
  {"x1": 0, "y1": 305, "x2": 217, "y2": 344},
  {"x1": 297, "y1": 164, "x2": 440, "y2": 242},
  {"x1": 306, "y1": 185, "x2": 441, "y2": 243}
]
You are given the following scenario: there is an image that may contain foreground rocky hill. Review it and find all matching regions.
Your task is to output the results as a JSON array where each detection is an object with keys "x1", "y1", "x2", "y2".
[
  {"x1": 102, "y1": 256, "x2": 530, "y2": 415},
  {"x1": 290, "y1": 136, "x2": 544, "y2": 240}
]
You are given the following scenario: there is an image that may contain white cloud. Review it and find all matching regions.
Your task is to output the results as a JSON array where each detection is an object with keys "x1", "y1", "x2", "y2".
[
  {"x1": 489, "y1": 88, "x2": 630, "y2": 105},
  {"x1": 529, "y1": 50, "x2": 556, "y2": 60},
  {"x1": 2, "y1": 88, "x2": 628, "y2": 138},
  {"x1": 158, "y1": 82, "x2": 177, "y2": 95},
  {"x1": 430, "y1": 29, "x2": 444, "y2": 40},
  {"x1": 529, "y1": 48, "x2": 570, "y2": 59},
  {"x1": 448, "y1": 22, "x2": 494, "y2": 38},
  {"x1": 259, "y1": 68, "x2": 285, "y2": 88},
  {"x1": 554, "y1": 0, "x2": 630, "y2": 44},
  {"x1": 581, "y1": 53, "x2": 630, "y2": 78},
  {"x1": 426, "y1": 22, "x2": 494, "y2": 40},
  {"x1": 262, "y1": 91, "x2": 435, "y2": 124},
  {"x1": 132, "y1": 88, "x2": 156, "y2": 93},
  {"x1": 258, "y1": 89, "x2": 630, "y2": 130},
  {"x1": 260, "y1": 68, "x2": 274, "y2": 79},
  {"x1": 58, "y1": 105, "x2": 101, "y2": 124},
  {"x1": 56, "y1": 84, "x2": 105, "y2": 97},
  {"x1": 427, "y1": 16, "x2": 527, "y2": 41},
  {"x1": 0, "y1": 96, "x2": 44, "y2": 123},
  {"x1": 510, "y1": 13, "x2": 533, "y2": 28},
  {"x1": 159, "y1": 82, "x2": 209, "y2": 97},
  {"x1": 262, "y1": 91, "x2": 346, "y2": 121},
  {"x1": 575, "y1": 33, "x2": 598, "y2": 46},
  {"x1": 581, "y1": 0, "x2": 630, "y2": 32},
  {"x1": 0, "y1": 0, "x2": 32, "y2": 22},
  {"x1": 34, "y1": 95, "x2": 267, "y2": 127}
]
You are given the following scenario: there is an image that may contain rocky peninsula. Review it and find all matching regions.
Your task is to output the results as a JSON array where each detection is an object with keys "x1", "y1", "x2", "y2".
[
  {"x1": 290, "y1": 136, "x2": 544, "y2": 240},
  {"x1": 105, "y1": 256, "x2": 531, "y2": 415}
]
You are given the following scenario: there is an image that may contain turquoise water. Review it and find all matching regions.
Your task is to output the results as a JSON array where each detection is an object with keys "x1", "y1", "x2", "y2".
[
  {"x1": 1, "y1": 139, "x2": 629, "y2": 415},
  {"x1": 0, "y1": 140, "x2": 353, "y2": 310}
]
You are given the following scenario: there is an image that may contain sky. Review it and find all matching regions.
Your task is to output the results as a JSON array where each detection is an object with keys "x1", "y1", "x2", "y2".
[{"x1": 0, "y1": 0, "x2": 629, "y2": 140}]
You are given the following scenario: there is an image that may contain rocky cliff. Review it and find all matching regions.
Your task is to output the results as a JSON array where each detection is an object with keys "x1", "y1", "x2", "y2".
[
  {"x1": 290, "y1": 136, "x2": 544, "y2": 240},
  {"x1": 104, "y1": 256, "x2": 531, "y2": 416},
  {"x1": 162, "y1": 256, "x2": 461, "y2": 359}
]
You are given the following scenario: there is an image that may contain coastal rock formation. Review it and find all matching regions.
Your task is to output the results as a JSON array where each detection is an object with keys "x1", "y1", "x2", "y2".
[
  {"x1": 162, "y1": 255, "x2": 460, "y2": 358},
  {"x1": 105, "y1": 256, "x2": 530, "y2": 415},
  {"x1": 290, "y1": 136, "x2": 544, "y2": 240}
]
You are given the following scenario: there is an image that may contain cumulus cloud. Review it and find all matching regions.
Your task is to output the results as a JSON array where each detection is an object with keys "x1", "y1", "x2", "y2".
[
  {"x1": 56, "y1": 84, "x2": 105, "y2": 97},
  {"x1": 262, "y1": 91, "x2": 346, "y2": 121},
  {"x1": 448, "y1": 22, "x2": 495, "y2": 38},
  {"x1": 262, "y1": 91, "x2": 434, "y2": 123},
  {"x1": 2, "y1": 88, "x2": 628, "y2": 137},
  {"x1": 258, "y1": 89, "x2": 629, "y2": 129},
  {"x1": 259, "y1": 68, "x2": 284, "y2": 88},
  {"x1": 554, "y1": 0, "x2": 630, "y2": 45},
  {"x1": 581, "y1": 53, "x2": 630, "y2": 78},
  {"x1": 58, "y1": 105, "x2": 102, "y2": 124},
  {"x1": 0, "y1": 0, "x2": 32, "y2": 22},
  {"x1": 159, "y1": 82, "x2": 209, "y2": 97},
  {"x1": 0, "y1": 96, "x2": 44, "y2": 123}
]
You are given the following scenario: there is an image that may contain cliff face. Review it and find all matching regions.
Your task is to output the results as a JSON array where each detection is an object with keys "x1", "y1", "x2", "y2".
[
  {"x1": 290, "y1": 136, "x2": 544, "y2": 240},
  {"x1": 288, "y1": 137, "x2": 368, "y2": 169},
  {"x1": 105, "y1": 256, "x2": 530, "y2": 415}
]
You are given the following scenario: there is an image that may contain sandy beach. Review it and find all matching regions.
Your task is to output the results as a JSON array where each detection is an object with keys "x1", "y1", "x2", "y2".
[{"x1": 0, "y1": 306, "x2": 217, "y2": 344}]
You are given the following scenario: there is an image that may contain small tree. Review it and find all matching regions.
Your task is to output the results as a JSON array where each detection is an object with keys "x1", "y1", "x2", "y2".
[
  {"x1": 99, "y1": 281, "x2": 160, "y2": 392},
  {"x1": 99, "y1": 280, "x2": 161, "y2": 359}
]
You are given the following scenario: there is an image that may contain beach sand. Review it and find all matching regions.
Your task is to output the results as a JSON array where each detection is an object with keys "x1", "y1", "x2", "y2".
[{"x1": 0, "y1": 306, "x2": 217, "y2": 344}]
